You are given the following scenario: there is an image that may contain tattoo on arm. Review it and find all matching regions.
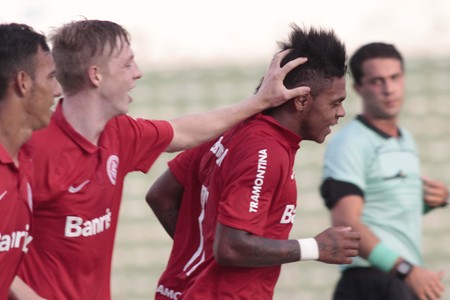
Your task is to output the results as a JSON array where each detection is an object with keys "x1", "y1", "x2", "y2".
[
  {"x1": 318, "y1": 231, "x2": 339, "y2": 258},
  {"x1": 223, "y1": 229, "x2": 300, "y2": 267}
]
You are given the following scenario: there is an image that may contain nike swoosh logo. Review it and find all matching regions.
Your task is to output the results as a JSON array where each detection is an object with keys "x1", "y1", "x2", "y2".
[
  {"x1": 68, "y1": 180, "x2": 90, "y2": 193},
  {"x1": 0, "y1": 190, "x2": 7, "y2": 200}
]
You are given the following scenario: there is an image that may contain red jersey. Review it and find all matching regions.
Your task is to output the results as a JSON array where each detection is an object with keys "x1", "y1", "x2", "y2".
[
  {"x1": 0, "y1": 144, "x2": 33, "y2": 298},
  {"x1": 18, "y1": 100, "x2": 173, "y2": 300},
  {"x1": 155, "y1": 114, "x2": 300, "y2": 300},
  {"x1": 155, "y1": 142, "x2": 213, "y2": 300}
]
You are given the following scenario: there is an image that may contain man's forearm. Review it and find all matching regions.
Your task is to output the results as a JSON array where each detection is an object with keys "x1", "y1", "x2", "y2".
[
  {"x1": 9, "y1": 276, "x2": 45, "y2": 300},
  {"x1": 165, "y1": 51, "x2": 310, "y2": 152}
]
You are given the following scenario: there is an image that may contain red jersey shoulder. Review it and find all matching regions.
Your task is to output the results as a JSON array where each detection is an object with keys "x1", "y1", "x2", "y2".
[
  {"x1": 169, "y1": 141, "x2": 213, "y2": 186},
  {"x1": 226, "y1": 131, "x2": 290, "y2": 170},
  {"x1": 106, "y1": 115, "x2": 173, "y2": 172},
  {"x1": 109, "y1": 115, "x2": 173, "y2": 139}
]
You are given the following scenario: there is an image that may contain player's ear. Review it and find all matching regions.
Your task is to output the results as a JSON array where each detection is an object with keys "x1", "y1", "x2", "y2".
[
  {"x1": 87, "y1": 65, "x2": 102, "y2": 88},
  {"x1": 14, "y1": 70, "x2": 33, "y2": 97},
  {"x1": 294, "y1": 93, "x2": 311, "y2": 112}
]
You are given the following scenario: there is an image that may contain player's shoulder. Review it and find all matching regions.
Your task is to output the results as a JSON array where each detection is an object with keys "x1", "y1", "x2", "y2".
[
  {"x1": 231, "y1": 126, "x2": 286, "y2": 154},
  {"x1": 210, "y1": 115, "x2": 297, "y2": 167},
  {"x1": 398, "y1": 126, "x2": 414, "y2": 139},
  {"x1": 28, "y1": 118, "x2": 63, "y2": 149},
  {"x1": 108, "y1": 114, "x2": 171, "y2": 134},
  {"x1": 106, "y1": 114, "x2": 135, "y2": 129},
  {"x1": 228, "y1": 133, "x2": 290, "y2": 170},
  {"x1": 238, "y1": 115, "x2": 294, "y2": 146}
]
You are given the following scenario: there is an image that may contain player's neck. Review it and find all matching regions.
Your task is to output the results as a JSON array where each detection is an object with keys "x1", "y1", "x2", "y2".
[
  {"x1": 0, "y1": 135, "x2": 24, "y2": 166},
  {"x1": 0, "y1": 100, "x2": 32, "y2": 164},
  {"x1": 363, "y1": 114, "x2": 399, "y2": 137},
  {"x1": 266, "y1": 109, "x2": 300, "y2": 136},
  {"x1": 61, "y1": 93, "x2": 112, "y2": 145}
]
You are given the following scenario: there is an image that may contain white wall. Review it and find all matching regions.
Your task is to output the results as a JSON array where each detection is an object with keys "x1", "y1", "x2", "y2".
[{"x1": 3, "y1": 0, "x2": 450, "y2": 68}]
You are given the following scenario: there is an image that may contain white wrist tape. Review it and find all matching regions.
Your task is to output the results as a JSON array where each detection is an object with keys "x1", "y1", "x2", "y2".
[{"x1": 298, "y1": 238, "x2": 319, "y2": 261}]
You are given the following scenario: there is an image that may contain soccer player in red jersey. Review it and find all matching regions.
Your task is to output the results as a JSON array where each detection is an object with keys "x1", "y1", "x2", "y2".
[
  {"x1": 0, "y1": 23, "x2": 61, "y2": 299},
  {"x1": 13, "y1": 19, "x2": 310, "y2": 299},
  {"x1": 147, "y1": 24, "x2": 361, "y2": 300}
]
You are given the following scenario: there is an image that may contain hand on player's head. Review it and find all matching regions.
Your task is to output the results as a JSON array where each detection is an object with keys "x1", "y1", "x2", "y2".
[{"x1": 255, "y1": 49, "x2": 310, "y2": 109}]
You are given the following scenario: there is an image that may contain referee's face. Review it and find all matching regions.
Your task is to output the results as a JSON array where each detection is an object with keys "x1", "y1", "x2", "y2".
[{"x1": 355, "y1": 58, "x2": 404, "y2": 120}]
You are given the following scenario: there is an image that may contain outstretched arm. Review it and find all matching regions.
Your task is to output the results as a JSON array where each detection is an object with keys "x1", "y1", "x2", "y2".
[
  {"x1": 146, "y1": 169, "x2": 184, "y2": 239},
  {"x1": 213, "y1": 222, "x2": 359, "y2": 268},
  {"x1": 165, "y1": 50, "x2": 310, "y2": 152},
  {"x1": 331, "y1": 195, "x2": 379, "y2": 258},
  {"x1": 332, "y1": 194, "x2": 445, "y2": 300}
]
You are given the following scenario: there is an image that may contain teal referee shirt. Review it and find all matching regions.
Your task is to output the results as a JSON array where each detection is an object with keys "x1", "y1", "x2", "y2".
[{"x1": 321, "y1": 115, "x2": 423, "y2": 270}]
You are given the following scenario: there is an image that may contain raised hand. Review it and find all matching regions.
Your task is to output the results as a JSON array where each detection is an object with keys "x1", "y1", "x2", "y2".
[{"x1": 255, "y1": 49, "x2": 310, "y2": 108}]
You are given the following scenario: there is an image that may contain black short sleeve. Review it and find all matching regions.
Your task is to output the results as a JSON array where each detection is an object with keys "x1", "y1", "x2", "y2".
[{"x1": 320, "y1": 177, "x2": 364, "y2": 209}]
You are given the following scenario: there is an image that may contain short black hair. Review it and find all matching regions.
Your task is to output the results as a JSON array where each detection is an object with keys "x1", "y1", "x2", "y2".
[
  {"x1": 277, "y1": 24, "x2": 347, "y2": 97},
  {"x1": 0, "y1": 23, "x2": 49, "y2": 100},
  {"x1": 349, "y1": 42, "x2": 403, "y2": 85}
]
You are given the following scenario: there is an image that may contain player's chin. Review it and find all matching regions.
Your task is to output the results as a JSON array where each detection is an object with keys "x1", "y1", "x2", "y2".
[
  {"x1": 315, "y1": 128, "x2": 332, "y2": 143},
  {"x1": 121, "y1": 107, "x2": 129, "y2": 115},
  {"x1": 120, "y1": 100, "x2": 131, "y2": 114},
  {"x1": 34, "y1": 117, "x2": 50, "y2": 131}
]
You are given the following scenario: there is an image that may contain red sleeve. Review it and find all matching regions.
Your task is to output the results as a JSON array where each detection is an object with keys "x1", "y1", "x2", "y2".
[
  {"x1": 168, "y1": 141, "x2": 215, "y2": 187},
  {"x1": 168, "y1": 149, "x2": 198, "y2": 187},
  {"x1": 113, "y1": 116, "x2": 174, "y2": 173},
  {"x1": 217, "y1": 140, "x2": 289, "y2": 236}
]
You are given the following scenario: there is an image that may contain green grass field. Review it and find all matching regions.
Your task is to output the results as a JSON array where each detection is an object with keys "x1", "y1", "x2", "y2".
[{"x1": 111, "y1": 59, "x2": 450, "y2": 299}]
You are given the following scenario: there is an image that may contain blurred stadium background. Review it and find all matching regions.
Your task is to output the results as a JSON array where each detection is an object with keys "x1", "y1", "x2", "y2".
[
  {"x1": 113, "y1": 58, "x2": 450, "y2": 299},
  {"x1": 3, "y1": 1, "x2": 450, "y2": 299}
]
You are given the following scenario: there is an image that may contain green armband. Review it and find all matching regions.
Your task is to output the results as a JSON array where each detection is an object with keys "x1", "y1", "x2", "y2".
[{"x1": 367, "y1": 242, "x2": 399, "y2": 272}]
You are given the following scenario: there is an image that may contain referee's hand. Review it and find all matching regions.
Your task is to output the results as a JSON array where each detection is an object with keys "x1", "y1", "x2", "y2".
[{"x1": 406, "y1": 266, "x2": 444, "y2": 300}]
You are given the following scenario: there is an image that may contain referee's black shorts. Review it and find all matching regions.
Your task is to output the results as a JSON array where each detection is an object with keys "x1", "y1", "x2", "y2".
[{"x1": 333, "y1": 267, "x2": 418, "y2": 300}]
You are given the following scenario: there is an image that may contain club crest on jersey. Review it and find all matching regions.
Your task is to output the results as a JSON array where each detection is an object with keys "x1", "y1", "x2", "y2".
[{"x1": 107, "y1": 155, "x2": 119, "y2": 185}]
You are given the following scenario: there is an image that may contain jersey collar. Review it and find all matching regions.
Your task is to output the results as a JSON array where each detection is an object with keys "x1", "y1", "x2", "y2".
[
  {"x1": 256, "y1": 113, "x2": 302, "y2": 146},
  {"x1": 356, "y1": 115, "x2": 402, "y2": 139},
  {"x1": 0, "y1": 143, "x2": 13, "y2": 165}
]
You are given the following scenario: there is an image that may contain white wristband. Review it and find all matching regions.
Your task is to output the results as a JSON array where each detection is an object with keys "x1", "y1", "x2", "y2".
[{"x1": 298, "y1": 238, "x2": 319, "y2": 261}]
